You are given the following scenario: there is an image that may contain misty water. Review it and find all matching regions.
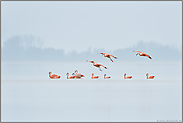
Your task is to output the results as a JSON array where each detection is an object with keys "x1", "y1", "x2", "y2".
[{"x1": 1, "y1": 61, "x2": 182, "y2": 122}]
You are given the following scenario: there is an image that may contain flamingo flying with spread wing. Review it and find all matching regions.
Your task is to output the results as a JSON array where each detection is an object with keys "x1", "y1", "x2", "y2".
[
  {"x1": 72, "y1": 70, "x2": 85, "y2": 79},
  {"x1": 146, "y1": 73, "x2": 155, "y2": 79},
  {"x1": 133, "y1": 50, "x2": 152, "y2": 59},
  {"x1": 48, "y1": 71, "x2": 61, "y2": 79},
  {"x1": 99, "y1": 52, "x2": 117, "y2": 62},
  {"x1": 86, "y1": 60, "x2": 107, "y2": 71}
]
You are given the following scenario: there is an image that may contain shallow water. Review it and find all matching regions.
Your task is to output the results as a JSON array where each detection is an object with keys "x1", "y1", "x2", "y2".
[{"x1": 1, "y1": 61, "x2": 182, "y2": 122}]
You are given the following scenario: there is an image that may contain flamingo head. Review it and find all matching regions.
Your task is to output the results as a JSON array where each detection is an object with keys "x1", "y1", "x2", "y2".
[
  {"x1": 124, "y1": 73, "x2": 126, "y2": 76},
  {"x1": 66, "y1": 73, "x2": 69, "y2": 75},
  {"x1": 146, "y1": 73, "x2": 149, "y2": 76},
  {"x1": 49, "y1": 71, "x2": 51, "y2": 74}
]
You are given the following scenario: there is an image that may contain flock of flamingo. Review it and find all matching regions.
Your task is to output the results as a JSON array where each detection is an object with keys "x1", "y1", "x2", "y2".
[{"x1": 48, "y1": 50, "x2": 155, "y2": 80}]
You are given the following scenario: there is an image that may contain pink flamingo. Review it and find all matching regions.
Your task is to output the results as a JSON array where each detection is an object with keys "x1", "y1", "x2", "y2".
[
  {"x1": 104, "y1": 74, "x2": 111, "y2": 79},
  {"x1": 99, "y1": 52, "x2": 117, "y2": 62},
  {"x1": 91, "y1": 73, "x2": 99, "y2": 79},
  {"x1": 146, "y1": 73, "x2": 155, "y2": 79},
  {"x1": 66, "y1": 73, "x2": 75, "y2": 79},
  {"x1": 49, "y1": 71, "x2": 61, "y2": 79},
  {"x1": 72, "y1": 70, "x2": 85, "y2": 79},
  {"x1": 86, "y1": 60, "x2": 107, "y2": 71},
  {"x1": 124, "y1": 73, "x2": 132, "y2": 79},
  {"x1": 133, "y1": 50, "x2": 152, "y2": 59}
]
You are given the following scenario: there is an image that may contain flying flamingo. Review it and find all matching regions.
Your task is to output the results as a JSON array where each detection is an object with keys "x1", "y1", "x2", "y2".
[
  {"x1": 48, "y1": 71, "x2": 61, "y2": 79},
  {"x1": 146, "y1": 73, "x2": 155, "y2": 79},
  {"x1": 124, "y1": 73, "x2": 132, "y2": 79},
  {"x1": 99, "y1": 52, "x2": 117, "y2": 62},
  {"x1": 66, "y1": 73, "x2": 75, "y2": 79},
  {"x1": 86, "y1": 60, "x2": 107, "y2": 71},
  {"x1": 72, "y1": 70, "x2": 85, "y2": 79},
  {"x1": 104, "y1": 74, "x2": 111, "y2": 79},
  {"x1": 91, "y1": 73, "x2": 99, "y2": 79},
  {"x1": 133, "y1": 50, "x2": 152, "y2": 59}
]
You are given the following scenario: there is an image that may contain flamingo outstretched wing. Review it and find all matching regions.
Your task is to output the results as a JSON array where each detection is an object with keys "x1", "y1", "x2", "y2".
[
  {"x1": 144, "y1": 54, "x2": 152, "y2": 59},
  {"x1": 133, "y1": 50, "x2": 142, "y2": 53},
  {"x1": 110, "y1": 54, "x2": 117, "y2": 59}
]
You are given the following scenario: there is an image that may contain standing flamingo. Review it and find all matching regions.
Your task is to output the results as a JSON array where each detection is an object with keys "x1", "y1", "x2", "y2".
[
  {"x1": 91, "y1": 73, "x2": 99, "y2": 79},
  {"x1": 133, "y1": 50, "x2": 152, "y2": 59},
  {"x1": 86, "y1": 60, "x2": 107, "y2": 71},
  {"x1": 124, "y1": 73, "x2": 132, "y2": 79},
  {"x1": 99, "y1": 52, "x2": 117, "y2": 62},
  {"x1": 48, "y1": 71, "x2": 61, "y2": 79},
  {"x1": 146, "y1": 73, "x2": 155, "y2": 79},
  {"x1": 104, "y1": 74, "x2": 111, "y2": 79},
  {"x1": 66, "y1": 73, "x2": 75, "y2": 79},
  {"x1": 72, "y1": 70, "x2": 85, "y2": 79}
]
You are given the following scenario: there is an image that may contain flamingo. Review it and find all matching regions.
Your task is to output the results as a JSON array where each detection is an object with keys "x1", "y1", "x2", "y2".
[
  {"x1": 99, "y1": 52, "x2": 117, "y2": 62},
  {"x1": 124, "y1": 73, "x2": 132, "y2": 79},
  {"x1": 104, "y1": 74, "x2": 111, "y2": 79},
  {"x1": 146, "y1": 73, "x2": 155, "y2": 79},
  {"x1": 133, "y1": 50, "x2": 152, "y2": 59},
  {"x1": 66, "y1": 73, "x2": 75, "y2": 79},
  {"x1": 72, "y1": 70, "x2": 85, "y2": 79},
  {"x1": 48, "y1": 71, "x2": 61, "y2": 79},
  {"x1": 91, "y1": 73, "x2": 99, "y2": 79},
  {"x1": 86, "y1": 60, "x2": 107, "y2": 71}
]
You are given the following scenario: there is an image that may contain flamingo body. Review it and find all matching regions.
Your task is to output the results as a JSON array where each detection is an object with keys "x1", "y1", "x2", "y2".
[
  {"x1": 66, "y1": 73, "x2": 75, "y2": 79},
  {"x1": 146, "y1": 73, "x2": 155, "y2": 79},
  {"x1": 104, "y1": 74, "x2": 111, "y2": 79},
  {"x1": 86, "y1": 60, "x2": 107, "y2": 71},
  {"x1": 133, "y1": 51, "x2": 152, "y2": 59},
  {"x1": 72, "y1": 70, "x2": 85, "y2": 79},
  {"x1": 99, "y1": 52, "x2": 117, "y2": 62},
  {"x1": 91, "y1": 73, "x2": 99, "y2": 79},
  {"x1": 124, "y1": 73, "x2": 132, "y2": 79},
  {"x1": 49, "y1": 71, "x2": 61, "y2": 79}
]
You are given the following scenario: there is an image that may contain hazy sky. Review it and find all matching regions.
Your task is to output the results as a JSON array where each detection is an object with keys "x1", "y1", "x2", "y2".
[{"x1": 1, "y1": 1, "x2": 182, "y2": 53}]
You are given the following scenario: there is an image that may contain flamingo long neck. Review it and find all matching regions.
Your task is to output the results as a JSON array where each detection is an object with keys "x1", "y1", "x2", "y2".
[
  {"x1": 75, "y1": 70, "x2": 78, "y2": 74},
  {"x1": 67, "y1": 74, "x2": 69, "y2": 79},
  {"x1": 49, "y1": 73, "x2": 52, "y2": 78},
  {"x1": 146, "y1": 74, "x2": 148, "y2": 79}
]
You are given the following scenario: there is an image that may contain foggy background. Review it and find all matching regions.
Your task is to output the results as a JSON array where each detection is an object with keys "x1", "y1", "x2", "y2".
[
  {"x1": 1, "y1": 1, "x2": 182, "y2": 59},
  {"x1": 1, "y1": 34, "x2": 182, "y2": 61}
]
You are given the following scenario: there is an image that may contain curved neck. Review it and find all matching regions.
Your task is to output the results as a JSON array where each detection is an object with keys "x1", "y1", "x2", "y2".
[{"x1": 49, "y1": 73, "x2": 51, "y2": 77}]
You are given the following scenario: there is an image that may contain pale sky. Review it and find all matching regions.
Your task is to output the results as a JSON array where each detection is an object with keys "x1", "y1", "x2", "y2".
[{"x1": 1, "y1": 1, "x2": 182, "y2": 53}]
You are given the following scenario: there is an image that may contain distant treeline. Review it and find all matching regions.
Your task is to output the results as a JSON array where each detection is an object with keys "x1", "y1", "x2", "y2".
[{"x1": 1, "y1": 35, "x2": 181, "y2": 61}]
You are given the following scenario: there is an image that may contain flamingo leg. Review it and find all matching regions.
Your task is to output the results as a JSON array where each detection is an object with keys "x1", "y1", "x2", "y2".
[{"x1": 110, "y1": 58, "x2": 113, "y2": 62}]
